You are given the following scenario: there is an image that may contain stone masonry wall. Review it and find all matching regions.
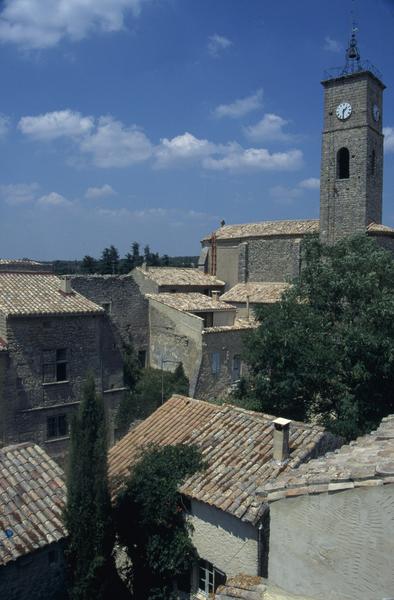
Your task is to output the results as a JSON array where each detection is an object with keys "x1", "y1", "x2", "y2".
[
  {"x1": 0, "y1": 542, "x2": 66, "y2": 600},
  {"x1": 195, "y1": 328, "x2": 249, "y2": 400},
  {"x1": 246, "y1": 237, "x2": 301, "y2": 283},
  {"x1": 3, "y1": 313, "x2": 123, "y2": 462},
  {"x1": 71, "y1": 274, "x2": 149, "y2": 353}
]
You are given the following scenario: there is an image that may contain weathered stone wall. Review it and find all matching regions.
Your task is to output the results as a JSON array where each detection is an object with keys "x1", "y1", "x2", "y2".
[
  {"x1": 212, "y1": 311, "x2": 235, "y2": 327},
  {"x1": 70, "y1": 274, "x2": 149, "y2": 353},
  {"x1": 0, "y1": 542, "x2": 66, "y2": 600},
  {"x1": 148, "y1": 300, "x2": 203, "y2": 395},
  {"x1": 247, "y1": 237, "x2": 301, "y2": 283},
  {"x1": 268, "y1": 484, "x2": 394, "y2": 600},
  {"x1": 2, "y1": 313, "x2": 124, "y2": 462},
  {"x1": 320, "y1": 73, "x2": 384, "y2": 245},
  {"x1": 131, "y1": 268, "x2": 158, "y2": 295},
  {"x1": 195, "y1": 329, "x2": 248, "y2": 400},
  {"x1": 0, "y1": 314, "x2": 7, "y2": 340},
  {"x1": 189, "y1": 500, "x2": 259, "y2": 579},
  {"x1": 215, "y1": 245, "x2": 240, "y2": 290}
]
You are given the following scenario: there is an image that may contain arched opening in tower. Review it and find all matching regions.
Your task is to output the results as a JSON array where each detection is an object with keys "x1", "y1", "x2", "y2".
[{"x1": 337, "y1": 147, "x2": 350, "y2": 179}]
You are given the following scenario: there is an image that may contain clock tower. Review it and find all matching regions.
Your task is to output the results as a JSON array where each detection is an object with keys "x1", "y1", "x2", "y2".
[{"x1": 319, "y1": 26, "x2": 385, "y2": 245}]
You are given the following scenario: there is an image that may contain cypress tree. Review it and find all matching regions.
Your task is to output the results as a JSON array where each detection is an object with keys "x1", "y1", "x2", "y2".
[{"x1": 64, "y1": 375, "x2": 116, "y2": 600}]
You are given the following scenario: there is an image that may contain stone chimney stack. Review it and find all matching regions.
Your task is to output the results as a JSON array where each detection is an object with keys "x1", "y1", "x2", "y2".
[
  {"x1": 211, "y1": 290, "x2": 221, "y2": 301},
  {"x1": 273, "y1": 417, "x2": 291, "y2": 462},
  {"x1": 59, "y1": 276, "x2": 73, "y2": 295},
  {"x1": 142, "y1": 261, "x2": 149, "y2": 272}
]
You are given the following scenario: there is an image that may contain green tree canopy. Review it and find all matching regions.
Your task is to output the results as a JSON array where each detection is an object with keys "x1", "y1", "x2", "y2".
[
  {"x1": 236, "y1": 235, "x2": 394, "y2": 440},
  {"x1": 64, "y1": 376, "x2": 125, "y2": 599},
  {"x1": 115, "y1": 444, "x2": 204, "y2": 599}
]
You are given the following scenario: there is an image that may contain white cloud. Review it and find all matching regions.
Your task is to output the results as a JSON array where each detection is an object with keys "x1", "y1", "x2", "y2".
[
  {"x1": 79, "y1": 116, "x2": 153, "y2": 167},
  {"x1": 270, "y1": 185, "x2": 303, "y2": 204},
  {"x1": 383, "y1": 127, "x2": 394, "y2": 153},
  {"x1": 97, "y1": 206, "x2": 218, "y2": 225},
  {"x1": 244, "y1": 113, "x2": 292, "y2": 143},
  {"x1": 0, "y1": 182, "x2": 39, "y2": 205},
  {"x1": 0, "y1": 114, "x2": 10, "y2": 139},
  {"x1": 18, "y1": 110, "x2": 94, "y2": 141},
  {"x1": 324, "y1": 36, "x2": 342, "y2": 53},
  {"x1": 0, "y1": 0, "x2": 147, "y2": 50},
  {"x1": 207, "y1": 34, "x2": 232, "y2": 57},
  {"x1": 213, "y1": 90, "x2": 263, "y2": 119},
  {"x1": 85, "y1": 184, "x2": 116, "y2": 199},
  {"x1": 204, "y1": 148, "x2": 303, "y2": 172},
  {"x1": 155, "y1": 132, "x2": 217, "y2": 167},
  {"x1": 37, "y1": 191, "x2": 70, "y2": 207},
  {"x1": 299, "y1": 177, "x2": 320, "y2": 190}
]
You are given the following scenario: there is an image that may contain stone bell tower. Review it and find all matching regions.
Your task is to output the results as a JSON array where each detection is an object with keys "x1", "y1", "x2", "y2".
[{"x1": 319, "y1": 25, "x2": 385, "y2": 245}]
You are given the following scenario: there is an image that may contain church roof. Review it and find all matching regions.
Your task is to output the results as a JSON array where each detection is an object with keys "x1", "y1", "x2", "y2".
[
  {"x1": 108, "y1": 395, "x2": 339, "y2": 524},
  {"x1": 202, "y1": 219, "x2": 319, "y2": 242},
  {"x1": 0, "y1": 272, "x2": 103, "y2": 317},
  {"x1": 262, "y1": 414, "x2": 394, "y2": 503},
  {"x1": 146, "y1": 292, "x2": 234, "y2": 313},
  {"x1": 221, "y1": 282, "x2": 290, "y2": 304},
  {"x1": 367, "y1": 222, "x2": 394, "y2": 236},
  {"x1": 0, "y1": 443, "x2": 66, "y2": 566},
  {"x1": 135, "y1": 267, "x2": 224, "y2": 287}
]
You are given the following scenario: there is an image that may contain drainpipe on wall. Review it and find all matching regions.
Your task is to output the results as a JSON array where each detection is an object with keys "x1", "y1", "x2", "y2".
[{"x1": 272, "y1": 417, "x2": 291, "y2": 462}]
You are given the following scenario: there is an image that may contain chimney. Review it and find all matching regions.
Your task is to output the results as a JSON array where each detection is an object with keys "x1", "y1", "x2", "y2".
[
  {"x1": 211, "y1": 290, "x2": 221, "y2": 301},
  {"x1": 59, "y1": 276, "x2": 73, "y2": 295},
  {"x1": 273, "y1": 417, "x2": 291, "y2": 462},
  {"x1": 142, "y1": 261, "x2": 149, "y2": 272}
]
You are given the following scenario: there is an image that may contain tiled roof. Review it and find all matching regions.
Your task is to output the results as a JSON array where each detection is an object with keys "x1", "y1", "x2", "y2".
[
  {"x1": 216, "y1": 576, "x2": 317, "y2": 599},
  {"x1": 367, "y1": 222, "x2": 394, "y2": 235},
  {"x1": 0, "y1": 272, "x2": 103, "y2": 316},
  {"x1": 0, "y1": 259, "x2": 43, "y2": 266},
  {"x1": 221, "y1": 282, "x2": 290, "y2": 304},
  {"x1": 202, "y1": 220, "x2": 319, "y2": 241},
  {"x1": 0, "y1": 443, "x2": 66, "y2": 566},
  {"x1": 147, "y1": 292, "x2": 235, "y2": 313},
  {"x1": 203, "y1": 317, "x2": 258, "y2": 333},
  {"x1": 108, "y1": 396, "x2": 338, "y2": 524},
  {"x1": 263, "y1": 414, "x2": 394, "y2": 502},
  {"x1": 136, "y1": 267, "x2": 225, "y2": 287}
]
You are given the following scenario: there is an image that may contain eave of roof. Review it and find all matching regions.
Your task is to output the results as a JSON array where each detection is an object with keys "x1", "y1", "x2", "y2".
[
  {"x1": 221, "y1": 282, "x2": 290, "y2": 304},
  {"x1": 135, "y1": 267, "x2": 225, "y2": 287},
  {"x1": 201, "y1": 219, "x2": 319, "y2": 242},
  {"x1": 147, "y1": 292, "x2": 235, "y2": 313}
]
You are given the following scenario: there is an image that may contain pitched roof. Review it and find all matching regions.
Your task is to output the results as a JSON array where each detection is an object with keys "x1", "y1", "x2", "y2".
[
  {"x1": 0, "y1": 272, "x2": 103, "y2": 316},
  {"x1": 136, "y1": 267, "x2": 225, "y2": 287},
  {"x1": 0, "y1": 443, "x2": 66, "y2": 566},
  {"x1": 202, "y1": 220, "x2": 319, "y2": 241},
  {"x1": 203, "y1": 317, "x2": 258, "y2": 333},
  {"x1": 108, "y1": 395, "x2": 338, "y2": 524},
  {"x1": 147, "y1": 292, "x2": 235, "y2": 313},
  {"x1": 263, "y1": 414, "x2": 394, "y2": 502},
  {"x1": 367, "y1": 222, "x2": 394, "y2": 236},
  {"x1": 216, "y1": 576, "x2": 317, "y2": 600},
  {"x1": 221, "y1": 282, "x2": 290, "y2": 304}
]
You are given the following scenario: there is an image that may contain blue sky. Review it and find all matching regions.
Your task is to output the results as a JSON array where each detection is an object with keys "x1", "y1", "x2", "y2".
[{"x1": 0, "y1": 0, "x2": 393, "y2": 260}]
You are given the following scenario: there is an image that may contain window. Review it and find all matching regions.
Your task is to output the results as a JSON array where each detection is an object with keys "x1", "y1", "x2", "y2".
[
  {"x1": 197, "y1": 312, "x2": 213, "y2": 328},
  {"x1": 138, "y1": 350, "x2": 147, "y2": 368},
  {"x1": 198, "y1": 560, "x2": 226, "y2": 596},
  {"x1": 232, "y1": 355, "x2": 242, "y2": 381},
  {"x1": 47, "y1": 414, "x2": 68, "y2": 439},
  {"x1": 101, "y1": 301, "x2": 112, "y2": 314},
  {"x1": 42, "y1": 349, "x2": 68, "y2": 383},
  {"x1": 211, "y1": 352, "x2": 220, "y2": 375},
  {"x1": 337, "y1": 147, "x2": 350, "y2": 179}
]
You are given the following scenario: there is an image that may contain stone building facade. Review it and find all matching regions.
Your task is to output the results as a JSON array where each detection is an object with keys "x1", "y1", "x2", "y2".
[{"x1": 0, "y1": 266, "x2": 125, "y2": 463}]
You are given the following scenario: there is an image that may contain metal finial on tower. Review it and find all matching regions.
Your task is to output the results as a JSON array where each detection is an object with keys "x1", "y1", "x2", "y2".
[{"x1": 342, "y1": 21, "x2": 362, "y2": 75}]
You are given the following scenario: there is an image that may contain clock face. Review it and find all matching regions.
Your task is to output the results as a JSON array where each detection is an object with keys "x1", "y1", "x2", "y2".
[
  {"x1": 336, "y1": 102, "x2": 352, "y2": 121},
  {"x1": 372, "y1": 104, "x2": 380, "y2": 122}
]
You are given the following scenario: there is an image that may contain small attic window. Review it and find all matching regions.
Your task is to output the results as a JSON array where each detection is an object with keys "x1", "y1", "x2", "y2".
[{"x1": 337, "y1": 147, "x2": 350, "y2": 179}]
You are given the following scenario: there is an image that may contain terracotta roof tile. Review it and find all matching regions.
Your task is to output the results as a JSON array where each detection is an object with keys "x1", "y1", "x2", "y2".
[
  {"x1": 0, "y1": 443, "x2": 66, "y2": 566},
  {"x1": 221, "y1": 282, "x2": 290, "y2": 304},
  {"x1": 147, "y1": 292, "x2": 235, "y2": 313},
  {"x1": 367, "y1": 222, "x2": 394, "y2": 235},
  {"x1": 0, "y1": 272, "x2": 103, "y2": 316},
  {"x1": 263, "y1": 414, "x2": 394, "y2": 501},
  {"x1": 108, "y1": 396, "x2": 339, "y2": 524},
  {"x1": 202, "y1": 220, "x2": 319, "y2": 241},
  {"x1": 136, "y1": 267, "x2": 225, "y2": 287}
]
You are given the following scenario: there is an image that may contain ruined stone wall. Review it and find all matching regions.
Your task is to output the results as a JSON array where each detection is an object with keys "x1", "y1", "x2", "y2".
[
  {"x1": 0, "y1": 542, "x2": 66, "y2": 600},
  {"x1": 195, "y1": 328, "x2": 248, "y2": 400},
  {"x1": 3, "y1": 314, "x2": 123, "y2": 462},
  {"x1": 246, "y1": 237, "x2": 301, "y2": 283},
  {"x1": 71, "y1": 274, "x2": 149, "y2": 353},
  {"x1": 189, "y1": 500, "x2": 259, "y2": 579},
  {"x1": 268, "y1": 484, "x2": 394, "y2": 600},
  {"x1": 148, "y1": 300, "x2": 203, "y2": 396}
]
